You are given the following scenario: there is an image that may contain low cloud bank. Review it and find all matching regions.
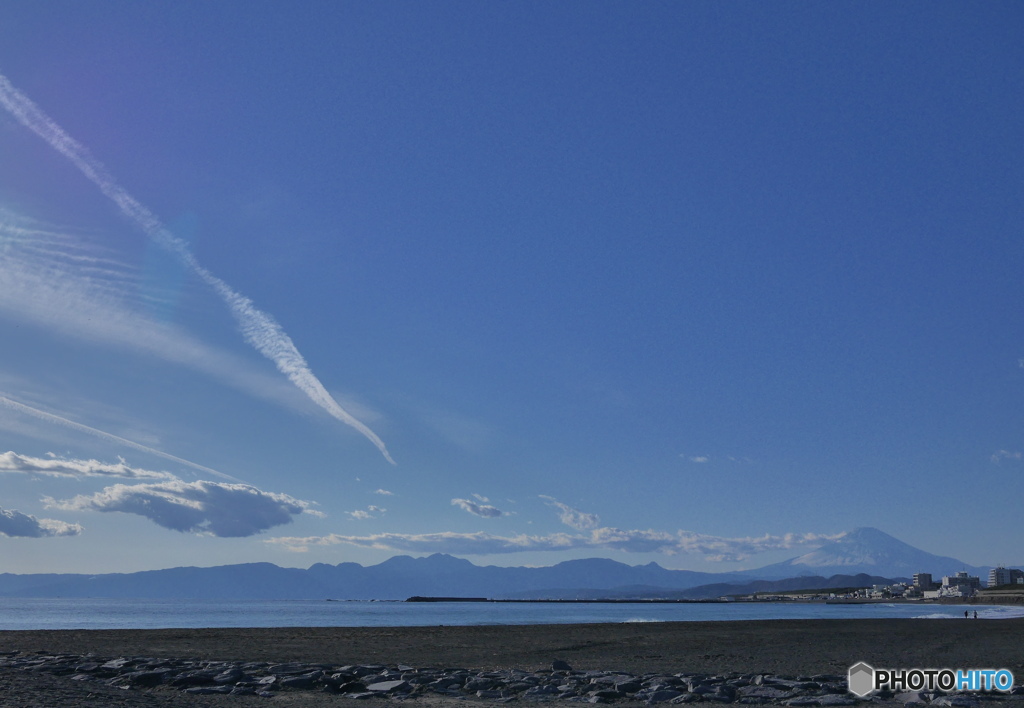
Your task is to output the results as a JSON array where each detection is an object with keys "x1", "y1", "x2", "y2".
[
  {"x1": 267, "y1": 527, "x2": 841, "y2": 560},
  {"x1": 675, "y1": 531, "x2": 843, "y2": 562}
]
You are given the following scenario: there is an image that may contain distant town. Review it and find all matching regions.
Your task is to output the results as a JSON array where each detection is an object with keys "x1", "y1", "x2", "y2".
[{"x1": 745, "y1": 567, "x2": 1024, "y2": 603}]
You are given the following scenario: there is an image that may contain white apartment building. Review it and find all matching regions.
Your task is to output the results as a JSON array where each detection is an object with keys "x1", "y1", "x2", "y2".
[{"x1": 988, "y1": 567, "x2": 1024, "y2": 587}]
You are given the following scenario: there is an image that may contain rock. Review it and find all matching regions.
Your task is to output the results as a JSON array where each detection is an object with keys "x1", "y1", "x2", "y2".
[
  {"x1": 552, "y1": 660, "x2": 573, "y2": 672},
  {"x1": 267, "y1": 662, "x2": 315, "y2": 675},
  {"x1": 213, "y1": 667, "x2": 244, "y2": 684},
  {"x1": 184, "y1": 685, "x2": 233, "y2": 694},
  {"x1": 738, "y1": 685, "x2": 795, "y2": 699},
  {"x1": 336, "y1": 680, "x2": 369, "y2": 692},
  {"x1": 280, "y1": 672, "x2": 322, "y2": 689},
  {"x1": 810, "y1": 675, "x2": 844, "y2": 683},
  {"x1": 615, "y1": 680, "x2": 643, "y2": 694},
  {"x1": 646, "y1": 689, "x2": 684, "y2": 703},
  {"x1": 123, "y1": 669, "x2": 171, "y2": 687},
  {"x1": 366, "y1": 679, "x2": 412, "y2": 693},
  {"x1": 931, "y1": 697, "x2": 980, "y2": 707},
  {"x1": 691, "y1": 683, "x2": 720, "y2": 694},
  {"x1": 507, "y1": 681, "x2": 536, "y2": 693},
  {"x1": 100, "y1": 658, "x2": 133, "y2": 670},
  {"x1": 589, "y1": 689, "x2": 625, "y2": 700},
  {"x1": 170, "y1": 670, "x2": 218, "y2": 686},
  {"x1": 350, "y1": 664, "x2": 386, "y2": 677}
]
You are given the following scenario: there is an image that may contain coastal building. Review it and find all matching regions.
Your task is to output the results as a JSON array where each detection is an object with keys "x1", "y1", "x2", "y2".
[
  {"x1": 912, "y1": 573, "x2": 936, "y2": 590},
  {"x1": 939, "y1": 572, "x2": 980, "y2": 597},
  {"x1": 988, "y1": 567, "x2": 1024, "y2": 587}
]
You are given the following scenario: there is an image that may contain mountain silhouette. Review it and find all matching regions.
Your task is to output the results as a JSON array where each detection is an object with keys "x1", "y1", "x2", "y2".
[{"x1": 0, "y1": 527, "x2": 996, "y2": 599}]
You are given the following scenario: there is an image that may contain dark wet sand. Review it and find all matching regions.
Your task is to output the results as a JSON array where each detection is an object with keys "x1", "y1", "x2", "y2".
[
  {"x1": 2, "y1": 619, "x2": 1023, "y2": 707},
  {"x1": 4, "y1": 618, "x2": 1024, "y2": 675}
]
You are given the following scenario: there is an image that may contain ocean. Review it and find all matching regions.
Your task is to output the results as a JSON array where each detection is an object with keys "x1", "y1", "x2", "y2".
[{"x1": 1, "y1": 598, "x2": 1022, "y2": 630}]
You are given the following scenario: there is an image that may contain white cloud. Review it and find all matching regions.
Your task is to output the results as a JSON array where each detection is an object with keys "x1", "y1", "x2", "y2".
[
  {"x1": 0, "y1": 506, "x2": 81, "y2": 538},
  {"x1": 373, "y1": 489, "x2": 394, "y2": 496},
  {"x1": 991, "y1": 450, "x2": 1022, "y2": 464},
  {"x1": 540, "y1": 495, "x2": 600, "y2": 530},
  {"x1": 347, "y1": 505, "x2": 386, "y2": 520},
  {"x1": 452, "y1": 498, "x2": 505, "y2": 518},
  {"x1": 46, "y1": 480, "x2": 316, "y2": 537},
  {"x1": 0, "y1": 451, "x2": 177, "y2": 480},
  {"x1": 681, "y1": 454, "x2": 753, "y2": 464}
]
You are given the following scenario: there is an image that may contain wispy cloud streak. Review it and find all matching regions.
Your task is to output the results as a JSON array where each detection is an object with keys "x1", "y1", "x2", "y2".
[
  {"x1": 0, "y1": 71, "x2": 393, "y2": 464},
  {"x1": 0, "y1": 451, "x2": 176, "y2": 480},
  {"x1": 0, "y1": 213, "x2": 316, "y2": 414},
  {"x1": 0, "y1": 393, "x2": 239, "y2": 482}
]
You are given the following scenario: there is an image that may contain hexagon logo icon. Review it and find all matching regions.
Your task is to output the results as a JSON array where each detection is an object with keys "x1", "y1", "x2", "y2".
[{"x1": 848, "y1": 662, "x2": 875, "y2": 697}]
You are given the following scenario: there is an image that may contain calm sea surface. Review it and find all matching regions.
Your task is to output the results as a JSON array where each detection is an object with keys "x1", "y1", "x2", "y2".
[{"x1": 1, "y1": 598, "x2": 1022, "y2": 630}]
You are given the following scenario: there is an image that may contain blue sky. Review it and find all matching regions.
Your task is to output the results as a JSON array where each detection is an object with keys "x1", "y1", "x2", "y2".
[{"x1": 1, "y1": 1, "x2": 1022, "y2": 575}]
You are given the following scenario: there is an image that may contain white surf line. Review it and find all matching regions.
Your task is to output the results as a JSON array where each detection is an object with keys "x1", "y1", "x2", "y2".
[
  {"x1": 0, "y1": 393, "x2": 242, "y2": 483},
  {"x1": 0, "y1": 71, "x2": 395, "y2": 465}
]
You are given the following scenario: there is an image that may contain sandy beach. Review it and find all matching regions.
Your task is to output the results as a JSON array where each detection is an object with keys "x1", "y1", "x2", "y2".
[{"x1": 2, "y1": 619, "x2": 1023, "y2": 706}]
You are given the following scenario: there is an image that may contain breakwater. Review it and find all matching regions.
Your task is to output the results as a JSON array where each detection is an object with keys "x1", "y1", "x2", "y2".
[{"x1": 2, "y1": 651, "x2": 1022, "y2": 704}]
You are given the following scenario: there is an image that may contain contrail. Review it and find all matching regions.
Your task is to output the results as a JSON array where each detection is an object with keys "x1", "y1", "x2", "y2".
[
  {"x1": 0, "y1": 71, "x2": 395, "y2": 464},
  {"x1": 0, "y1": 393, "x2": 242, "y2": 482}
]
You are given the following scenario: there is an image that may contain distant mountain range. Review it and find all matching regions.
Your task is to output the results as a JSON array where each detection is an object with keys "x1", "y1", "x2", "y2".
[{"x1": 0, "y1": 527, "x2": 1001, "y2": 600}]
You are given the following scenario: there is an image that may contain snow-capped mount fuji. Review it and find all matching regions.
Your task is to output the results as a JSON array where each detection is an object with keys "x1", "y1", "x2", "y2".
[{"x1": 749, "y1": 527, "x2": 987, "y2": 580}]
